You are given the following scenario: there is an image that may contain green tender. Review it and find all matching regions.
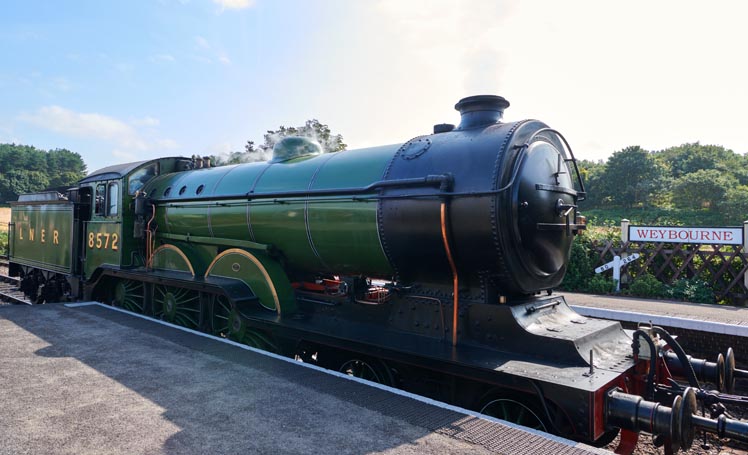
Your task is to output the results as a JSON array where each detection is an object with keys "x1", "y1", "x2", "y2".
[{"x1": 9, "y1": 202, "x2": 74, "y2": 274}]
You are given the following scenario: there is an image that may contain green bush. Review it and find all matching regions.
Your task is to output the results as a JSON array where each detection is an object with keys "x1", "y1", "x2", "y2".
[
  {"x1": 0, "y1": 231, "x2": 7, "y2": 255},
  {"x1": 562, "y1": 220, "x2": 723, "y2": 305},
  {"x1": 667, "y1": 278, "x2": 714, "y2": 304},
  {"x1": 625, "y1": 273, "x2": 666, "y2": 298},
  {"x1": 562, "y1": 240, "x2": 594, "y2": 291},
  {"x1": 586, "y1": 275, "x2": 617, "y2": 295}
]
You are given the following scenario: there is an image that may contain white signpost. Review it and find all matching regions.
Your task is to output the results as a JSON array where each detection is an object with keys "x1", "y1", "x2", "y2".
[{"x1": 594, "y1": 253, "x2": 641, "y2": 292}]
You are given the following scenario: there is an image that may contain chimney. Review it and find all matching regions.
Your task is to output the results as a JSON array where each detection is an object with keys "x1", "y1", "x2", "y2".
[{"x1": 454, "y1": 95, "x2": 510, "y2": 130}]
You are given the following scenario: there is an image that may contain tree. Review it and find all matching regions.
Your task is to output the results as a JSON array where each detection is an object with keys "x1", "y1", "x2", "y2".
[
  {"x1": 597, "y1": 146, "x2": 666, "y2": 208},
  {"x1": 577, "y1": 159, "x2": 607, "y2": 208},
  {"x1": 0, "y1": 169, "x2": 50, "y2": 201},
  {"x1": 719, "y1": 186, "x2": 748, "y2": 224},
  {"x1": 213, "y1": 119, "x2": 346, "y2": 165},
  {"x1": 657, "y1": 142, "x2": 742, "y2": 181},
  {"x1": 46, "y1": 148, "x2": 87, "y2": 186},
  {"x1": 671, "y1": 169, "x2": 735, "y2": 211},
  {"x1": 0, "y1": 144, "x2": 87, "y2": 202}
]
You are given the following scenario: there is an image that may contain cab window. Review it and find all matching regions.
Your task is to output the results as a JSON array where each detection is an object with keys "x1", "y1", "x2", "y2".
[
  {"x1": 107, "y1": 182, "x2": 119, "y2": 216},
  {"x1": 94, "y1": 182, "x2": 119, "y2": 217},
  {"x1": 128, "y1": 163, "x2": 158, "y2": 195},
  {"x1": 95, "y1": 184, "x2": 106, "y2": 216}
]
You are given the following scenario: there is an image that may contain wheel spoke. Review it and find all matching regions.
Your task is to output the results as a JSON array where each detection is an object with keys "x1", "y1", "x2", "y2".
[
  {"x1": 153, "y1": 285, "x2": 201, "y2": 329},
  {"x1": 210, "y1": 295, "x2": 233, "y2": 335},
  {"x1": 113, "y1": 280, "x2": 146, "y2": 314}
]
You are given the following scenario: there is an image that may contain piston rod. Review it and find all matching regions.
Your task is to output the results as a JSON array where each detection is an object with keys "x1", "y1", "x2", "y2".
[{"x1": 692, "y1": 414, "x2": 748, "y2": 440}]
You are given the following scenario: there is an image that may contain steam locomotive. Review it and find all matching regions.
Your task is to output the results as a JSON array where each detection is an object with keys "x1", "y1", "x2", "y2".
[{"x1": 8, "y1": 95, "x2": 748, "y2": 453}]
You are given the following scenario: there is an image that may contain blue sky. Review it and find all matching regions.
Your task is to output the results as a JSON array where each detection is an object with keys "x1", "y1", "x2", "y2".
[{"x1": 2, "y1": 0, "x2": 748, "y2": 173}]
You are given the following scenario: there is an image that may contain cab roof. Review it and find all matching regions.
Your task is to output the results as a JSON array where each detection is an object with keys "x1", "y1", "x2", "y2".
[
  {"x1": 78, "y1": 157, "x2": 187, "y2": 184},
  {"x1": 78, "y1": 160, "x2": 151, "y2": 184}
]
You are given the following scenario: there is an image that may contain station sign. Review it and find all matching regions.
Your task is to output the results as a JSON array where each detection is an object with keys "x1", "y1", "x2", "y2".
[{"x1": 628, "y1": 226, "x2": 743, "y2": 245}]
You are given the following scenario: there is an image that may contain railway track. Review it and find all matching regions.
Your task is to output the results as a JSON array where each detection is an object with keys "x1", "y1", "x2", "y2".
[
  {"x1": 0, "y1": 257, "x2": 32, "y2": 305},
  {"x1": 0, "y1": 275, "x2": 31, "y2": 305}
]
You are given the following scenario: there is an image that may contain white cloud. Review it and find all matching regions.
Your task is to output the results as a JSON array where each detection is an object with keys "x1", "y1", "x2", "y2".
[
  {"x1": 19, "y1": 106, "x2": 177, "y2": 158},
  {"x1": 212, "y1": 0, "x2": 254, "y2": 10},
  {"x1": 21, "y1": 105, "x2": 144, "y2": 147}
]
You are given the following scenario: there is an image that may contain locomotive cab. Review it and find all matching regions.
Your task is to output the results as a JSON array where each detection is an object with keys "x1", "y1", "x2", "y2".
[{"x1": 75, "y1": 157, "x2": 193, "y2": 281}]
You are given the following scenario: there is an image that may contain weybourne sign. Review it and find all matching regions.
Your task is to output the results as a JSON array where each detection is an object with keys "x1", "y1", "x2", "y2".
[
  {"x1": 620, "y1": 219, "x2": 748, "y2": 291},
  {"x1": 628, "y1": 226, "x2": 743, "y2": 245}
]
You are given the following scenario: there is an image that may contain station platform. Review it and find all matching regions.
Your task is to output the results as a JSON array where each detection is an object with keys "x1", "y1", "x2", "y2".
[
  {"x1": 0, "y1": 303, "x2": 607, "y2": 455},
  {"x1": 565, "y1": 292, "x2": 748, "y2": 336}
]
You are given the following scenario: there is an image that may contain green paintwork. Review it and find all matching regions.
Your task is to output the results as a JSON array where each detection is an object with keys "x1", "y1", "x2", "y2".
[
  {"x1": 84, "y1": 220, "x2": 122, "y2": 277},
  {"x1": 158, "y1": 232, "x2": 269, "y2": 253},
  {"x1": 151, "y1": 245, "x2": 195, "y2": 275},
  {"x1": 206, "y1": 249, "x2": 295, "y2": 314},
  {"x1": 82, "y1": 158, "x2": 198, "y2": 278},
  {"x1": 9, "y1": 202, "x2": 74, "y2": 274},
  {"x1": 143, "y1": 145, "x2": 398, "y2": 279},
  {"x1": 306, "y1": 145, "x2": 395, "y2": 275}
]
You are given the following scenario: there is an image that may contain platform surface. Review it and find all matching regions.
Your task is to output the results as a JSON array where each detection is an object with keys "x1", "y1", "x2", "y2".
[
  {"x1": 566, "y1": 292, "x2": 748, "y2": 337},
  {"x1": 0, "y1": 303, "x2": 607, "y2": 455}
]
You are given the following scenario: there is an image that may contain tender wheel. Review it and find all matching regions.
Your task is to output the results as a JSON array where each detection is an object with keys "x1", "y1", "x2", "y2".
[
  {"x1": 478, "y1": 392, "x2": 549, "y2": 432},
  {"x1": 153, "y1": 285, "x2": 202, "y2": 329},
  {"x1": 338, "y1": 357, "x2": 394, "y2": 386},
  {"x1": 112, "y1": 280, "x2": 146, "y2": 313}
]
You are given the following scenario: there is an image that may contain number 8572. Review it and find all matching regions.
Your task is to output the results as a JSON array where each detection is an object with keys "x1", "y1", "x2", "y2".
[{"x1": 88, "y1": 232, "x2": 119, "y2": 251}]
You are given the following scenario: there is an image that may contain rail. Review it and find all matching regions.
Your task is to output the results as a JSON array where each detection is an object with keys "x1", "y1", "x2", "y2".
[
  {"x1": 0, "y1": 256, "x2": 31, "y2": 305},
  {"x1": 0, "y1": 276, "x2": 30, "y2": 305}
]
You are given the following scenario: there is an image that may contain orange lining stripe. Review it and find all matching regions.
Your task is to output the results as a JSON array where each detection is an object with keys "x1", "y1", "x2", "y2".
[
  {"x1": 205, "y1": 248, "x2": 280, "y2": 314},
  {"x1": 151, "y1": 244, "x2": 195, "y2": 277},
  {"x1": 440, "y1": 202, "x2": 459, "y2": 347}
]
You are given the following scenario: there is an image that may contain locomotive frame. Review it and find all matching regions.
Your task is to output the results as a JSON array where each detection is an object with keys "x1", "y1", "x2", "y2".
[{"x1": 8, "y1": 95, "x2": 748, "y2": 454}]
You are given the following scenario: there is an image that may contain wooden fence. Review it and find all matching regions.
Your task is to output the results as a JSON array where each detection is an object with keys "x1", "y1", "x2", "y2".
[{"x1": 590, "y1": 221, "x2": 748, "y2": 305}]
